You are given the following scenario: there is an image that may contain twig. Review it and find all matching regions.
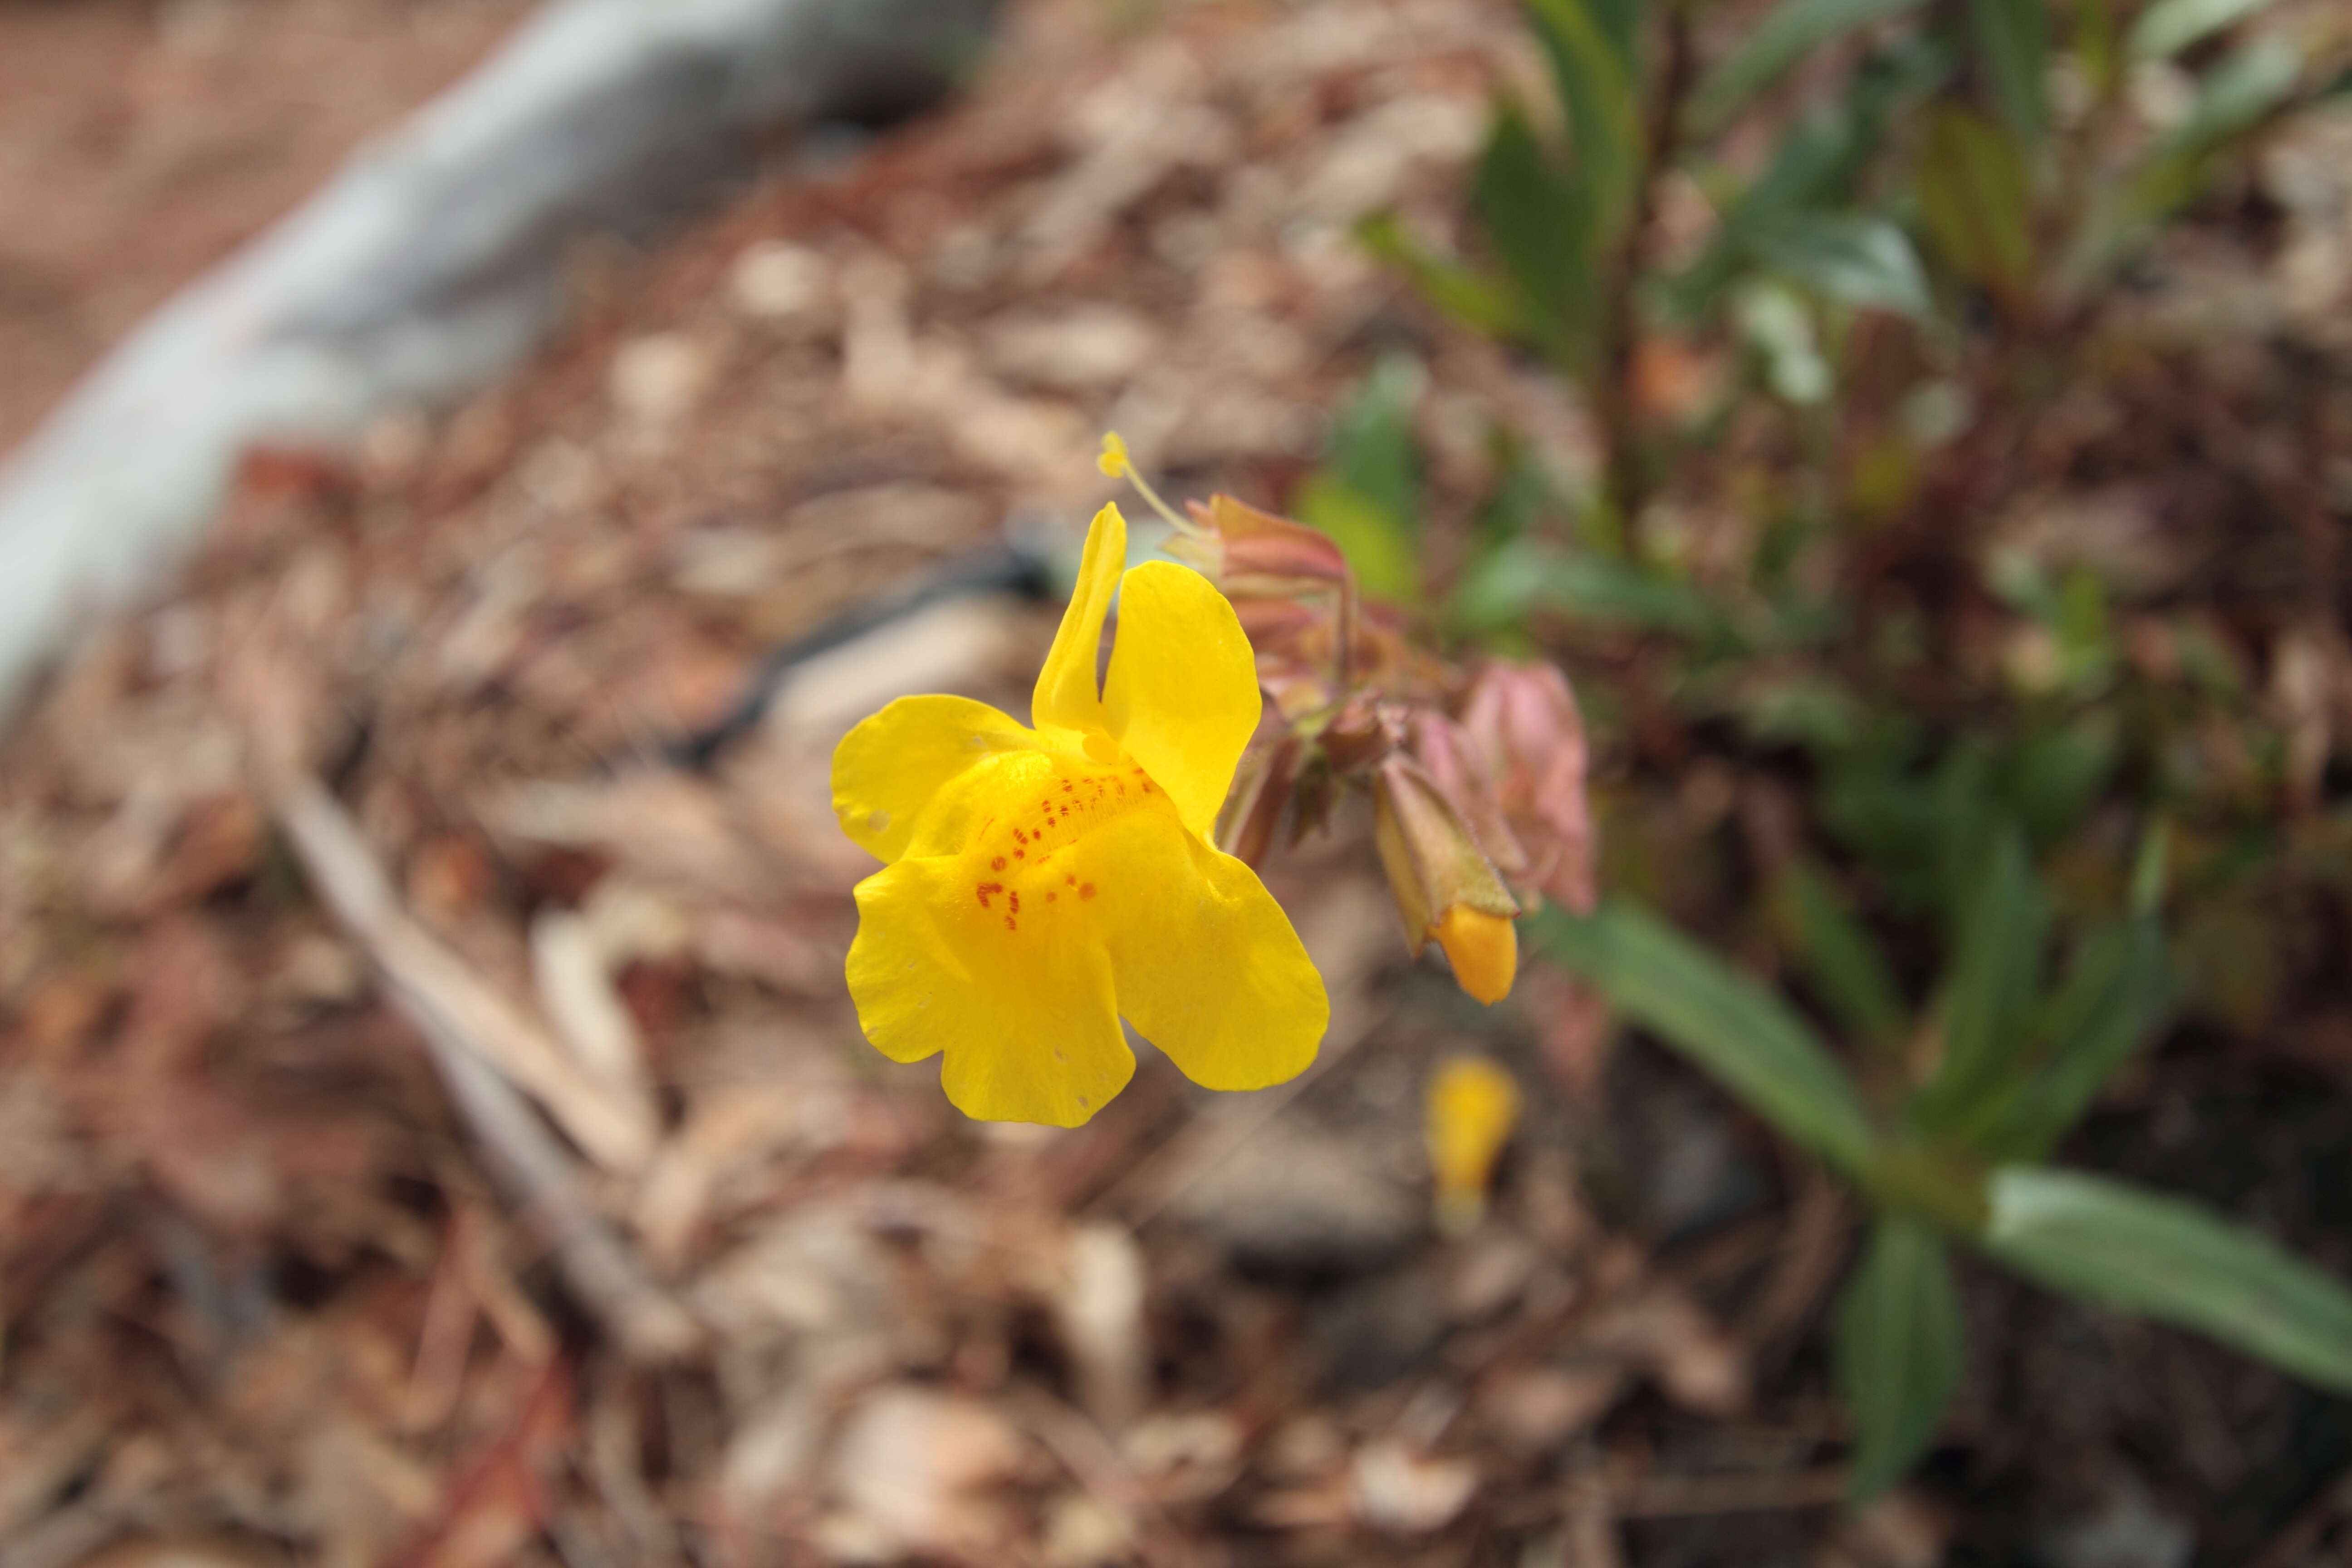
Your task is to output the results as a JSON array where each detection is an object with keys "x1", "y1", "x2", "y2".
[
  {"x1": 274, "y1": 777, "x2": 699, "y2": 1361},
  {"x1": 277, "y1": 779, "x2": 657, "y2": 1174},
  {"x1": 1011, "y1": 1390, "x2": 1196, "y2": 1568}
]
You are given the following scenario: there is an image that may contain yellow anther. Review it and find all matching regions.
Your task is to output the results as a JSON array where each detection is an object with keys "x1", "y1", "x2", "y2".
[{"x1": 1097, "y1": 431, "x2": 1131, "y2": 479}]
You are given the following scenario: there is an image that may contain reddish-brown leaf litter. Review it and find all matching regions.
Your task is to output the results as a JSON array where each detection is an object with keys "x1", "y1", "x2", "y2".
[{"x1": 0, "y1": 2, "x2": 2348, "y2": 1566}]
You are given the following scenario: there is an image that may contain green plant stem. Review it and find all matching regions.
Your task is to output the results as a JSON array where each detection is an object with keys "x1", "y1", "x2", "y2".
[{"x1": 1594, "y1": 0, "x2": 1695, "y2": 529}]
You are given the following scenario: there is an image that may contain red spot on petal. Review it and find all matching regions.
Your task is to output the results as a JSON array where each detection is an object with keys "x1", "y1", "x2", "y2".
[
  {"x1": 1080, "y1": 882, "x2": 1097, "y2": 901},
  {"x1": 990, "y1": 857, "x2": 1006, "y2": 871},
  {"x1": 1046, "y1": 892, "x2": 1057, "y2": 902},
  {"x1": 1015, "y1": 848, "x2": 1025, "y2": 859},
  {"x1": 1066, "y1": 875, "x2": 1077, "y2": 887},
  {"x1": 1139, "y1": 780, "x2": 1152, "y2": 794},
  {"x1": 1009, "y1": 892, "x2": 1021, "y2": 915},
  {"x1": 1005, "y1": 914, "x2": 1017, "y2": 930},
  {"x1": 976, "y1": 881, "x2": 1004, "y2": 908},
  {"x1": 1013, "y1": 828, "x2": 1028, "y2": 845}
]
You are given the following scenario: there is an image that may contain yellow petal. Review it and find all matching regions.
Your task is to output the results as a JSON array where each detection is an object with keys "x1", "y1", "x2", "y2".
[
  {"x1": 846, "y1": 852, "x2": 1134, "y2": 1126},
  {"x1": 1425, "y1": 1055, "x2": 1520, "y2": 1235},
  {"x1": 1433, "y1": 904, "x2": 1517, "y2": 1005},
  {"x1": 1032, "y1": 503, "x2": 1127, "y2": 734},
  {"x1": 1102, "y1": 560, "x2": 1262, "y2": 836},
  {"x1": 1082, "y1": 809, "x2": 1326, "y2": 1091},
  {"x1": 831, "y1": 695, "x2": 1038, "y2": 863}
]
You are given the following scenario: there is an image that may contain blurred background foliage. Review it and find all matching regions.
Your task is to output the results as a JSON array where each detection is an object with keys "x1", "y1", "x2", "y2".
[{"x1": 1318, "y1": 0, "x2": 2352, "y2": 1500}]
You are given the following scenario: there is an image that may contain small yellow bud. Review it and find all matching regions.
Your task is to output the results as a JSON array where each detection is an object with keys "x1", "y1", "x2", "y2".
[
  {"x1": 1426, "y1": 1055, "x2": 1520, "y2": 1235},
  {"x1": 1432, "y1": 904, "x2": 1517, "y2": 1005},
  {"x1": 1370, "y1": 755, "x2": 1521, "y2": 1006},
  {"x1": 1097, "y1": 431, "x2": 1131, "y2": 479}
]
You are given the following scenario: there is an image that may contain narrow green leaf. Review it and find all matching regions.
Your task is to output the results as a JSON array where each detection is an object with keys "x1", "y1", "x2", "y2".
[
  {"x1": 2066, "y1": 36, "x2": 2302, "y2": 284},
  {"x1": 1296, "y1": 358, "x2": 1427, "y2": 604},
  {"x1": 1526, "y1": 0, "x2": 1645, "y2": 240},
  {"x1": 1970, "y1": 0, "x2": 2050, "y2": 146},
  {"x1": 1355, "y1": 212, "x2": 1520, "y2": 337},
  {"x1": 1536, "y1": 902, "x2": 1881, "y2": 1176},
  {"x1": 2128, "y1": 816, "x2": 2171, "y2": 917},
  {"x1": 2128, "y1": 0, "x2": 2279, "y2": 62},
  {"x1": 1472, "y1": 99, "x2": 1601, "y2": 369},
  {"x1": 1915, "y1": 103, "x2": 2035, "y2": 306},
  {"x1": 2073, "y1": 0, "x2": 2122, "y2": 98},
  {"x1": 1913, "y1": 827, "x2": 2048, "y2": 1131},
  {"x1": 1324, "y1": 356, "x2": 1424, "y2": 535},
  {"x1": 1691, "y1": 0, "x2": 1931, "y2": 135},
  {"x1": 1584, "y1": 0, "x2": 1641, "y2": 64},
  {"x1": 1968, "y1": 918, "x2": 2169, "y2": 1159},
  {"x1": 1836, "y1": 1218, "x2": 1966, "y2": 1501},
  {"x1": 1666, "y1": 37, "x2": 1950, "y2": 323},
  {"x1": 1448, "y1": 538, "x2": 1720, "y2": 639},
  {"x1": 1981, "y1": 1167, "x2": 2352, "y2": 1391},
  {"x1": 1297, "y1": 477, "x2": 1420, "y2": 605},
  {"x1": 1779, "y1": 861, "x2": 1911, "y2": 1054},
  {"x1": 1749, "y1": 212, "x2": 1934, "y2": 319},
  {"x1": 2004, "y1": 715, "x2": 2120, "y2": 842}
]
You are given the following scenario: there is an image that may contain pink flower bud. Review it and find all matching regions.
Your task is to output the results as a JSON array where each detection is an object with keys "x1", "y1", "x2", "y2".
[
  {"x1": 1460, "y1": 661, "x2": 1597, "y2": 914},
  {"x1": 1402, "y1": 709, "x2": 1529, "y2": 881},
  {"x1": 1179, "y1": 495, "x2": 1354, "y2": 597}
]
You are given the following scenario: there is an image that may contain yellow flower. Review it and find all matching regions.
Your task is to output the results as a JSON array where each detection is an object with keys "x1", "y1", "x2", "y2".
[{"x1": 832, "y1": 502, "x2": 1330, "y2": 1126}]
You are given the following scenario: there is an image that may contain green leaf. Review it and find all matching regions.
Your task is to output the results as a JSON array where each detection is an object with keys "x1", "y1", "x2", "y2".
[
  {"x1": 1666, "y1": 37, "x2": 1950, "y2": 323},
  {"x1": 1912, "y1": 827, "x2": 2048, "y2": 1132},
  {"x1": 1779, "y1": 861, "x2": 1911, "y2": 1054},
  {"x1": 1467, "y1": 435, "x2": 1559, "y2": 551},
  {"x1": 1324, "y1": 355, "x2": 1425, "y2": 534},
  {"x1": 1356, "y1": 213, "x2": 1519, "y2": 338},
  {"x1": 2073, "y1": 0, "x2": 2123, "y2": 98},
  {"x1": 1836, "y1": 1217, "x2": 1966, "y2": 1501},
  {"x1": 1980, "y1": 1167, "x2": 2352, "y2": 1391},
  {"x1": 2128, "y1": 0, "x2": 2281, "y2": 62},
  {"x1": 1749, "y1": 211, "x2": 1934, "y2": 319},
  {"x1": 2066, "y1": 36, "x2": 2302, "y2": 284},
  {"x1": 1968, "y1": 918, "x2": 2169, "y2": 1159},
  {"x1": 1296, "y1": 357, "x2": 1426, "y2": 604},
  {"x1": 1526, "y1": 0, "x2": 1645, "y2": 242},
  {"x1": 1915, "y1": 103, "x2": 2035, "y2": 307},
  {"x1": 1297, "y1": 476, "x2": 1420, "y2": 605},
  {"x1": 1536, "y1": 902, "x2": 1882, "y2": 1176},
  {"x1": 1970, "y1": 0, "x2": 2050, "y2": 146},
  {"x1": 1736, "y1": 675, "x2": 1869, "y2": 752},
  {"x1": 1448, "y1": 538, "x2": 1720, "y2": 639},
  {"x1": 2004, "y1": 715, "x2": 2120, "y2": 841},
  {"x1": 1473, "y1": 98, "x2": 1601, "y2": 370},
  {"x1": 1691, "y1": 0, "x2": 1931, "y2": 135}
]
